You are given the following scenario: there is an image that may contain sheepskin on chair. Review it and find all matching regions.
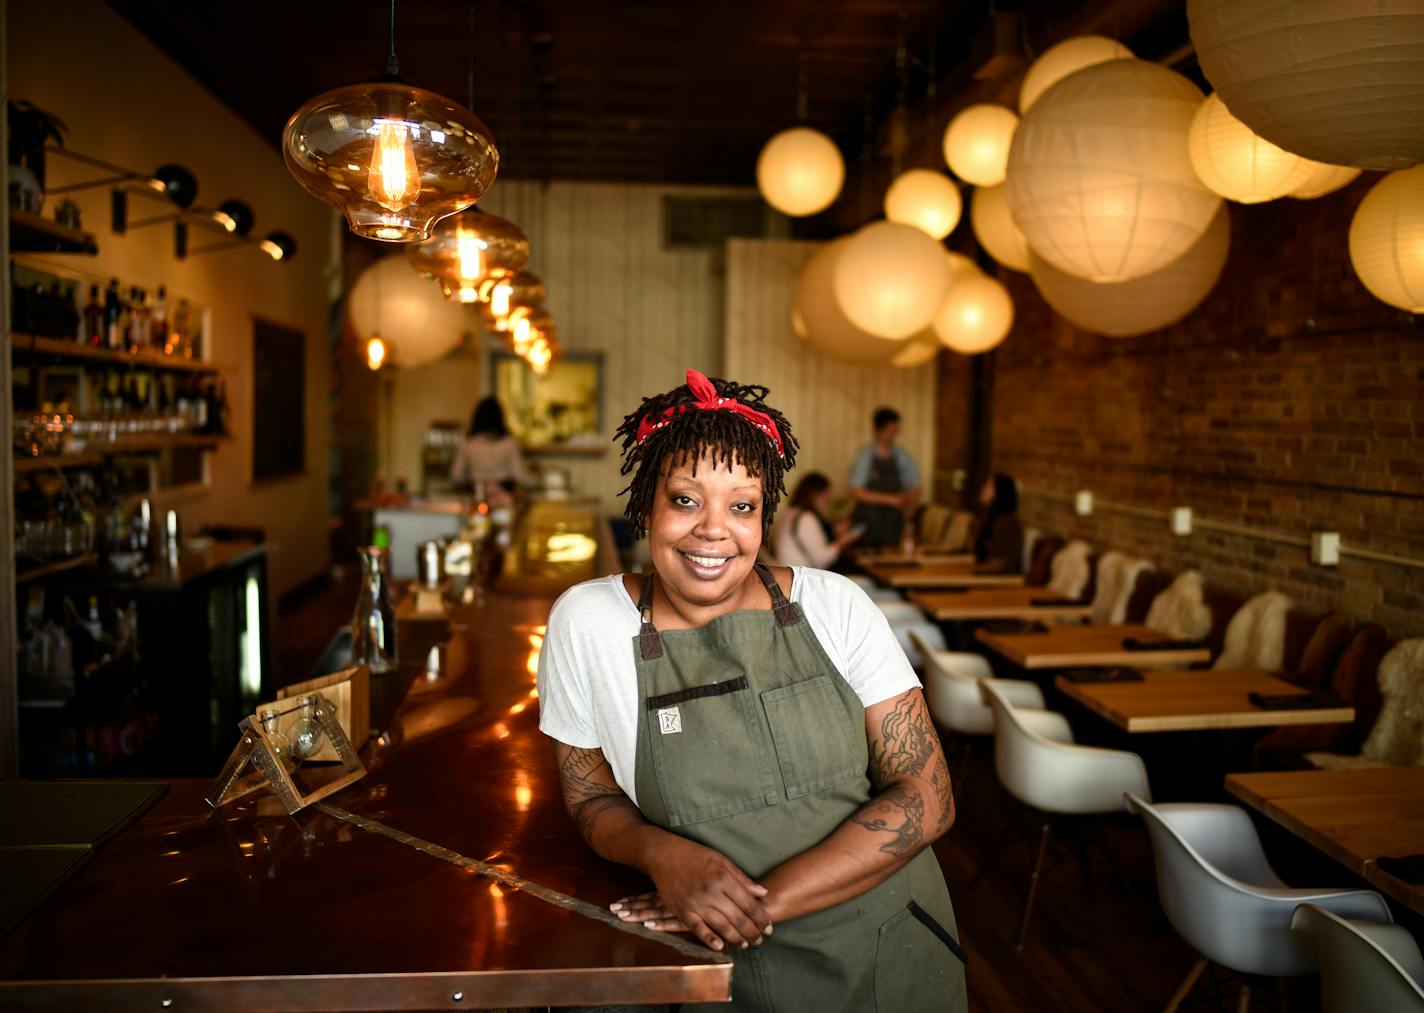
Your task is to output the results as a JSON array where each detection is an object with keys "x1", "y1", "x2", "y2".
[
  {"x1": 1214, "y1": 591, "x2": 1293, "y2": 672},
  {"x1": 1145, "y1": 571, "x2": 1212, "y2": 642},
  {"x1": 1091, "y1": 552, "x2": 1154, "y2": 626},
  {"x1": 1309, "y1": 639, "x2": 1424, "y2": 770},
  {"x1": 1048, "y1": 540, "x2": 1093, "y2": 599},
  {"x1": 1021, "y1": 526, "x2": 1041, "y2": 574}
]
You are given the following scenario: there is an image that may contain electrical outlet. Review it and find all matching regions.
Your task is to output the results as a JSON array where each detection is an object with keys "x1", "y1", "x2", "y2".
[
  {"x1": 1311, "y1": 532, "x2": 1340, "y2": 566},
  {"x1": 1171, "y1": 507, "x2": 1193, "y2": 536},
  {"x1": 1074, "y1": 490, "x2": 1093, "y2": 516}
]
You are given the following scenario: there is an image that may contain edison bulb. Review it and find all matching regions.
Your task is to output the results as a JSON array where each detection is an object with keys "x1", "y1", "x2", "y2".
[
  {"x1": 491, "y1": 279, "x2": 513, "y2": 316},
  {"x1": 366, "y1": 335, "x2": 387, "y2": 371}
]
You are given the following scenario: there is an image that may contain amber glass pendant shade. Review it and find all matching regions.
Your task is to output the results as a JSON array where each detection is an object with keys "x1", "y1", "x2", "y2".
[
  {"x1": 283, "y1": 81, "x2": 499, "y2": 242},
  {"x1": 407, "y1": 209, "x2": 529, "y2": 301}
]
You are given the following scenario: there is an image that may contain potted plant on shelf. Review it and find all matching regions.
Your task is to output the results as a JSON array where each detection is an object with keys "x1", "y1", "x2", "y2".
[{"x1": 7, "y1": 100, "x2": 67, "y2": 214}]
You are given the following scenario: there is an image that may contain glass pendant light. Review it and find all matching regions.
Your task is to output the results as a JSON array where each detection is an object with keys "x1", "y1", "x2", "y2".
[
  {"x1": 282, "y1": 0, "x2": 499, "y2": 242},
  {"x1": 407, "y1": 209, "x2": 530, "y2": 302}
]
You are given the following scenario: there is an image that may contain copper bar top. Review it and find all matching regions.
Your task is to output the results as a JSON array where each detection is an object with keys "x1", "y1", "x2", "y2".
[{"x1": 0, "y1": 591, "x2": 731, "y2": 1010}]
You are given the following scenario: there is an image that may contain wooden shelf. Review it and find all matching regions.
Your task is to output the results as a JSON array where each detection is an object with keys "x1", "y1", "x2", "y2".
[
  {"x1": 8, "y1": 208, "x2": 99, "y2": 255},
  {"x1": 16, "y1": 553, "x2": 98, "y2": 584},
  {"x1": 10, "y1": 333, "x2": 220, "y2": 374},
  {"x1": 14, "y1": 434, "x2": 224, "y2": 473}
]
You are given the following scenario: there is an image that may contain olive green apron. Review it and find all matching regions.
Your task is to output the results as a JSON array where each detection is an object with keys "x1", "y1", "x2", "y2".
[
  {"x1": 851, "y1": 451, "x2": 905, "y2": 549},
  {"x1": 631, "y1": 566, "x2": 967, "y2": 1013}
]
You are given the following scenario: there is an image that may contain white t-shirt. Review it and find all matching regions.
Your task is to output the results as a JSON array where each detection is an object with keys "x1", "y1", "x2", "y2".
[{"x1": 537, "y1": 566, "x2": 920, "y2": 806}]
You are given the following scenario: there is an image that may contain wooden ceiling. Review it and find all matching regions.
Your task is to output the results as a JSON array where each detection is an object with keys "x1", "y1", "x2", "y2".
[{"x1": 109, "y1": 1, "x2": 1189, "y2": 186}]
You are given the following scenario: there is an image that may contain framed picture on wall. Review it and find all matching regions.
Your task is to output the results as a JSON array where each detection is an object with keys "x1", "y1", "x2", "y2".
[
  {"x1": 490, "y1": 351, "x2": 603, "y2": 452},
  {"x1": 252, "y1": 317, "x2": 305, "y2": 480}
]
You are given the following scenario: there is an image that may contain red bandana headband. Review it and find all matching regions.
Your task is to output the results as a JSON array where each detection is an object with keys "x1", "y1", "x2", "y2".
[{"x1": 635, "y1": 369, "x2": 785, "y2": 458}]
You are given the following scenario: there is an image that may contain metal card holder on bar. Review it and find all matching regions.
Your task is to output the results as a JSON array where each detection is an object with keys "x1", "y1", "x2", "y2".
[{"x1": 206, "y1": 691, "x2": 365, "y2": 815}]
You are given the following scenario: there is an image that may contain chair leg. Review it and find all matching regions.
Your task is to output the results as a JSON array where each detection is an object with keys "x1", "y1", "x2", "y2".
[
  {"x1": 1014, "y1": 821, "x2": 1052, "y2": 951},
  {"x1": 1235, "y1": 984, "x2": 1250, "y2": 1013},
  {"x1": 1162, "y1": 955, "x2": 1208, "y2": 1013},
  {"x1": 965, "y1": 816, "x2": 1027, "y2": 893}
]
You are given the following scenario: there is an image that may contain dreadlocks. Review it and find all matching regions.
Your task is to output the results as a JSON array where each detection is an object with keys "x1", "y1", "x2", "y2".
[{"x1": 615, "y1": 375, "x2": 799, "y2": 540}]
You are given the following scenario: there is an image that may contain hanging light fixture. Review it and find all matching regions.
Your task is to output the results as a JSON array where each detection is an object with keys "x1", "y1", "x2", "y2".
[
  {"x1": 933, "y1": 271, "x2": 1014, "y2": 355},
  {"x1": 834, "y1": 221, "x2": 954, "y2": 339},
  {"x1": 884, "y1": 169, "x2": 962, "y2": 240},
  {"x1": 484, "y1": 271, "x2": 545, "y2": 332},
  {"x1": 407, "y1": 209, "x2": 530, "y2": 303},
  {"x1": 1188, "y1": 94, "x2": 1312, "y2": 204},
  {"x1": 1348, "y1": 165, "x2": 1424, "y2": 314},
  {"x1": 796, "y1": 239, "x2": 903, "y2": 364},
  {"x1": 1288, "y1": 161, "x2": 1362, "y2": 201},
  {"x1": 756, "y1": 54, "x2": 844, "y2": 217},
  {"x1": 942, "y1": 104, "x2": 1019, "y2": 187},
  {"x1": 1018, "y1": 35, "x2": 1134, "y2": 114},
  {"x1": 970, "y1": 184, "x2": 1030, "y2": 272},
  {"x1": 366, "y1": 335, "x2": 388, "y2": 371},
  {"x1": 890, "y1": 329, "x2": 940, "y2": 368},
  {"x1": 348, "y1": 255, "x2": 471, "y2": 367},
  {"x1": 283, "y1": 0, "x2": 499, "y2": 241}
]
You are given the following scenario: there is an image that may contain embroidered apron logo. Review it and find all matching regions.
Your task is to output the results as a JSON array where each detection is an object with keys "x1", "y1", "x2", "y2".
[{"x1": 657, "y1": 706, "x2": 682, "y2": 734}]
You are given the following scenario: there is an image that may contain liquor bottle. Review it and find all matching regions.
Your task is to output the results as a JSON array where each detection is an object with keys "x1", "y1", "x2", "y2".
[
  {"x1": 152, "y1": 286, "x2": 170, "y2": 352},
  {"x1": 213, "y1": 379, "x2": 229, "y2": 435},
  {"x1": 84, "y1": 284, "x2": 103, "y2": 347},
  {"x1": 171, "y1": 297, "x2": 193, "y2": 358},
  {"x1": 175, "y1": 376, "x2": 192, "y2": 429},
  {"x1": 104, "y1": 279, "x2": 123, "y2": 350}
]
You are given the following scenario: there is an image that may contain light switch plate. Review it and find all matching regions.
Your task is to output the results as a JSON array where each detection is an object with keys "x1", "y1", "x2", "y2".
[
  {"x1": 1171, "y1": 507, "x2": 1193, "y2": 536},
  {"x1": 1074, "y1": 490, "x2": 1093, "y2": 516},
  {"x1": 1311, "y1": 532, "x2": 1340, "y2": 566}
]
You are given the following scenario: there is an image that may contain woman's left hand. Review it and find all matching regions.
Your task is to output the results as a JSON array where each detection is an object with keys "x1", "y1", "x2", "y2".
[{"x1": 611, "y1": 892, "x2": 687, "y2": 932}]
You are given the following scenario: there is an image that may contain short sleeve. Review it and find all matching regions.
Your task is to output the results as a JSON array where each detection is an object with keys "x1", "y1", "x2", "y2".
[
  {"x1": 536, "y1": 595, "x2": 601, "y2": 748},
  {"x1": 897, "y1": 447, "x2": 921, "y2": 488},
  {"x1": 848, "y1": 446, "x2": 872, "y2": 488}
]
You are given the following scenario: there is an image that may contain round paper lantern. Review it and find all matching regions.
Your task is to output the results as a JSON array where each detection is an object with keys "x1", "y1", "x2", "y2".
[
  {"x1": 1188, "y1": 93, "x2": 1312, "y2": 203},
  {"x1": 884, "y1": 169, "x2": 962, "y2": 239},
  {"x1": 795, "y1": 240, "x2": 903, "y2": 364},
  {"x1": 942, "y1": 104, "x2": 1019, "y2": 187},
  {"x1": 347, "y1": 255, "x2": 472, "y2": 367},
  {"x1": 834, "y1": 221, "x2": 954, "y2": 339},
  {"x1": 934, "y1": 273, "x2": 1014, "y2": 354},
  {"x1": 1189, "y1": 0, "x2": 1424, "y2": 170},
  {"x1": 1289, "y1": 161, "x2": 1362, "y2": 200},
  {"x1": 1018, "y1": 35, "x2": 1134, "y2": 113},
  {"x1": 970, "y1": 184, "x2": 1031, "y2": 272},
  {"x1": 1005, "y1": 59, "x2": 1222, "y2": 283},
  {"x1": 756, "y1": 127, "x2": 845, "y2": 217},
  {"x1": 891, "y1": 330, "x2": 941, "y2": 368},
  {"x1": 1349, "y1": 165, "x2": 1424, "y2": 313},
  {"x1": 791, "y1": 307, "x2": 808, "y2": 339},
  {"x1": 1029, "y1": 204, "x2": 1231, "y2": 337}
]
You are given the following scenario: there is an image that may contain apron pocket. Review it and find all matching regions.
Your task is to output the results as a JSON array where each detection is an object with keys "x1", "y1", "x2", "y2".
[
  {"x1": 873, "y1": 903, "x2": 965, "y2": 1012},
  {"x1": 646, "y1": 681, "x2": 772, "y2": 827},
  {"x1": 761, "y1": 675, "x2": 863, "y2": 799}
]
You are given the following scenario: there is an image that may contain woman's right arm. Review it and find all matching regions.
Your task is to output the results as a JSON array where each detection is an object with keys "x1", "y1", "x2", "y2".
[{"x1": 552, "y1": 740, "x2": 773, "y2": 951}]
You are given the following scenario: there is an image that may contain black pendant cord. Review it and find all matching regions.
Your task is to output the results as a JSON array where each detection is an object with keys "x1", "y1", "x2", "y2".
[
  {"x1": 386, "y1": 0, "x2": 400, "y2": 78},
  {"x1": 467, "y1": 1, "x2": 477, "y2": 111}
]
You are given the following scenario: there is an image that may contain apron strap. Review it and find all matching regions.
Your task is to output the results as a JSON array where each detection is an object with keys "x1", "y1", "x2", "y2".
[
  {"x1": 635, "y1": 574, "x2": 664, "y2": 661},
  {"x1": 754, "y1": 563, "x2": 801, "y2": 628}
]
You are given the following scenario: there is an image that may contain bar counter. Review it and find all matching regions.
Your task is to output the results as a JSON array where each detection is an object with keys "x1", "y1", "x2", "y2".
[{"x1": 1, "y1": 585, "x2": 731, "y2": 1009}]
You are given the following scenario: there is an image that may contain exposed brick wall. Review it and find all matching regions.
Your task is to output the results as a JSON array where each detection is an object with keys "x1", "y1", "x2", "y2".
[{"x1": 939, "y1": 176, "x2": 1424, "y2": 638}]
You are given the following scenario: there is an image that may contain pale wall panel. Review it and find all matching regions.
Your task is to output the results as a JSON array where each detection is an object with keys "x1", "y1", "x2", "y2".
[{"x1": 724, "y1": 239, "x2": 938, "y2": 511}]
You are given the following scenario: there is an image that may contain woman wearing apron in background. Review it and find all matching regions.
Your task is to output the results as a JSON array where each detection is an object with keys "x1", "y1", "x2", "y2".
[{"x1": 537, "y1": 370, "x2": 966, "y2": 1012}]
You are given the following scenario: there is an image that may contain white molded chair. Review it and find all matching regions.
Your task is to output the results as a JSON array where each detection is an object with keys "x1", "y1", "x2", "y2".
[
  {"x1": 979, "y1": 680, "x2": 1152, "y2": 948},
  {"x1": 875, "y1": 601, "x2": 945, "y2": 669},
  {"x1": 912, "y1": 630, "x2": 1042, "y2": 735},
  {"x1": 1125, "y1": 794, "x2": 1392, "y2": 1012},
  {"x1": 1291, "y1": 903, "x2": 1424, "y2": 1013}
]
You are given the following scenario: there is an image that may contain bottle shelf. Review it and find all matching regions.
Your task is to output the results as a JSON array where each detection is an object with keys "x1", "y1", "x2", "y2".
[
  {"x1": 14, "y1": 434, "x2": 225, "y2": 473},
  {"x1": 16, "y1": 553, "x2": 99, "y2": 585},
  {"x1": 8, "y1": 209, "x2": 99, "y2": 255},
  {"x1": 10, "y1": 332, "x2": 220, "y2": 374}
]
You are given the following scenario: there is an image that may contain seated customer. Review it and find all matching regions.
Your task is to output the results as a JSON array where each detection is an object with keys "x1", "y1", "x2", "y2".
[
  {"x1": 775, "y1": 472, "x2": 862, "y2": 570},
  {"x1": 972, "y1": 473, "x2": 1024, "y2": 574}
]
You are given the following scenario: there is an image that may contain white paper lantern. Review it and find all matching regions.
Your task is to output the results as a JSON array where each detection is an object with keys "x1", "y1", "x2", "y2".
[
  {"x1": 1018, "y1": 35, "x2": 1134, "y2": 114},
  {"x1": 1189, "y1": 0, "x2": 1424, "y2": 170},
  {"x1": 834, "y1": 221, "x2": 953, "y2": 339},
  {"x1": 942, "y1": 104, "x2": 1019, "y2": 187},
  {"x1": 756, "y1": 127, "x2": 845, "y2": 216},
  {"x1": 934, "y1": 272, "x2": 1014, "y2": 354},
  {"x1": 1289, "y1": 161, "x2": 1362, "y2": 200},
  {"x1": 1188, "y1": 93, "x2": 1313, "y2": 204},
  {"x1": 1005, "y1": 58, "x2": 1222, "y2": 283},
  {"x1": 791, "y1": 307, "x2": 808, "y2": 339},
  {"x1": 970, "y1": 184, "x2": 1031, "y2": 272},
  {"x1": 891, "y1": 330, "x2": 941, "y2": 368},
  {"x1": 347, "y1": 255, "x2": 471, "y2": 367},
  {"x1": 884, "y1": 169, "x2": 962, "y2": 239},
  {"x1": 1030, "y1": 204, "x2": 1231, "y2": 337},
  {"x1": 796, "y1": 239, "x2": 903, "y2": 364},
  {"x1": 1349, "y1": 165, "x2": 1424, "y2": 313}
]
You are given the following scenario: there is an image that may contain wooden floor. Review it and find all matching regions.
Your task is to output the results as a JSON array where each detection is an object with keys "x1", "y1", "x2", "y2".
[{"x1": 271, "y1": 582, "x2": 1340, "y2": 1012}]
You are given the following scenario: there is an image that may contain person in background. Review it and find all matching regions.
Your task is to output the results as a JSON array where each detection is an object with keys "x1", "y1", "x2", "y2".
[
  {"x1": 972, "y1": 472, "x2": 1024, "y2": 574},
  {"x1": 774, "y1": 472, "x2": 862, "y2": 570},
  {"x1": 451, "y1": 396, "x2": 534, "y2": 494},
  {"x1": 848, "y1": 407, "x2": 921, "y2": 549}
]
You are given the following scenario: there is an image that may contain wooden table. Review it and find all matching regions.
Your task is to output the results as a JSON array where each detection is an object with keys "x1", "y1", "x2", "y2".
[
  {"x1": 1055, "y1": 668, "x2": 1355, "y2": 733},
  {"x1": 1227, "y1": 767, "x2": 1424, "y2": 915},
  {"x1": 856, "y1": 549, "x2": 973, "y2": 566},
  {"x1": 862, "y1": 559, "x2": 1024, "y2": 589},
  {"x1": 975, "y1": 623, "x2": 1212, "y2": 669},
  {"x1": 910, "y1": 587, "x2": 1092, "y2": 622}
]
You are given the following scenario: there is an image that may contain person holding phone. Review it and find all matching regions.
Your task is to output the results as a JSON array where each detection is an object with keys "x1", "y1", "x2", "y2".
[{"x1": 773, "y1": 472, "x2": 862, "y2": 570}]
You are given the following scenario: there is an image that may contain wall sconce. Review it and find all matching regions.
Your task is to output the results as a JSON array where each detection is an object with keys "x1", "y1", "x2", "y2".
[
  {"x1": 1170, "y1": 507, "x2": 1193, "y2": 536},
  {"x1": 1310, "y1": 532, "x2": 1340, "y2": 566},
  {"x1": 1074, "y1": 490, "x2": 1094, "y2": 516}
]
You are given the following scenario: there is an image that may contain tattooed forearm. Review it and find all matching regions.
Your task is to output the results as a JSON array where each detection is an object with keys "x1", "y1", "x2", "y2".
[
  {"x1": 558, "y1": 746, "x2": 639, "y2": 844},
  {"x1": 868, "y1": 693, "x2": 936, "y2": 788},
  {"x1": 851, "y1": 783, "x2": 927, "y2": 856}
]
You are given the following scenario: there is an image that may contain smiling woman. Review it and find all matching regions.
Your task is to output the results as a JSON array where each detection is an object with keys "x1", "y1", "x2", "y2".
[{"x1": 536, "y1": 369, "x2": 967, "y2": 1013}]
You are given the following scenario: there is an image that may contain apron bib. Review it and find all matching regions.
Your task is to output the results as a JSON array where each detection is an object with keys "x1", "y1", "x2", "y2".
[
  {"x1": 851, "y1": 452, "x2": 906, "y2": 549},
  {"x1": 630, "y1": 566, "x2": 966, "y2": 1013}
]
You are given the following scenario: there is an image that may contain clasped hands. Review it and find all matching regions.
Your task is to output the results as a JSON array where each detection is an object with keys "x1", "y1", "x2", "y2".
[{"x1": 611, "y1": 836, "x2": 774, "y2": 952}]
